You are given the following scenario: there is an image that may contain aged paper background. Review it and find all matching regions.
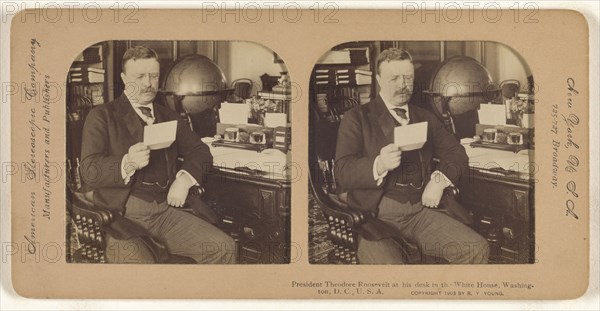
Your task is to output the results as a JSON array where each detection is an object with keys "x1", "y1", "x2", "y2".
[{"x1": 6, "y1": 7, "x2": 592, "y2": 300}]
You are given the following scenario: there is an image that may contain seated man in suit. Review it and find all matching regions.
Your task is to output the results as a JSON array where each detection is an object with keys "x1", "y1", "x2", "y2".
[
  {"x1": 80, "y1": 46, "x2": 236, "y2": 264},
  {"x1": 334, "y1": 48, "x2": 488, "y2": 264}
]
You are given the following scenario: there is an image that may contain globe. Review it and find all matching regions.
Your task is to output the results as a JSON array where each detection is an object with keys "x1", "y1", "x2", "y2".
[
  {"x1": 162, "y1": 54, "x2": 233, "y2": 114},
  {"x1": 426, "y1": 56, "x2": 500, "y2": 116}
]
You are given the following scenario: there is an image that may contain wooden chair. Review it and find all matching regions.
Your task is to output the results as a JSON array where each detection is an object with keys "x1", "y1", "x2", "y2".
[
  {"x1": 67, "y1": 169, "x2": 216, "y2": 264},
  {"x1": 230, "y1": 78, "x2": 254, "y2": 102}
]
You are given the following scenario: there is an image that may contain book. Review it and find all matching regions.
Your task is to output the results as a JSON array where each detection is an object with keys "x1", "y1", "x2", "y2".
[
  {"x1": 258, "y1": 91, "x2": 291, "y2": 101},
  {"x1": 271, "y1": 85, "x2": 291, "y2": 95},
  {"x1": 349, "y1": 48, "x2": 368, "y2": 64},
  {"x1": 355, "y1": 73, "x2": 372, "y2": 85},
  {"x1": 87, "y1": 67, "x2": 105, "y2": 74},
  {"x1": 68, "y1": 71, "x2": 104, "y2": 83},
  {"x1": 70, "y1": 65, "x2": 105, "y2": 74},
  {"x1": 82, "y1": 45, "x2": 103, "y2": 62},
  {"x1": 355, "y1": 69, "x2": 372, "y2": 75}
]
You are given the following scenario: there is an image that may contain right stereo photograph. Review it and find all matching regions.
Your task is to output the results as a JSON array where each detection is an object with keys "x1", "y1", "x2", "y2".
[{"x1": 308, "y1": 41, "x2": 535, "y2": 265}]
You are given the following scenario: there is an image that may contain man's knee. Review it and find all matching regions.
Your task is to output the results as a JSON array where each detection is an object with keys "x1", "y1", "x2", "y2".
[
  {"x1": 470, "y1": 234, "x2": 489, "y2": 264},
  {"x1": 357, "y1": 238, "x2": 407, "y2": 264},
  {"x1": 104, "y1": 236, "x2": 157, "y2": 264},
  {"x1": 198, "y1": 232, "x2": 237, "y2": 264},
  {"x1": 450, "y1": 234, "x2": 489, "y2": 264},
  {"x1": 437, "y1": 232, "x2": 489, "y2": 264}
]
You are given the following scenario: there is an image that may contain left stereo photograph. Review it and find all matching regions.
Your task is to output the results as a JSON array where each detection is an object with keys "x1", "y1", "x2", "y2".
[{"x1": 65, "y1": 40, "x2": 293, "y2": 264}]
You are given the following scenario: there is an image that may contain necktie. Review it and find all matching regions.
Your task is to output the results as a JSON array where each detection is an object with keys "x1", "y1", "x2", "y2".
[
  {"x1": 393, "y1": 108, "x2": 409, "y2": 126},
  {"x1": 138, "y1": 106, "x2": 154, "y2": 124}
]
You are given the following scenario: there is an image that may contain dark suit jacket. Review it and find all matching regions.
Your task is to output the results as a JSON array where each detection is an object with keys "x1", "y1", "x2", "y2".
[
  {"x1": 334, "y1": 95, "x2": 468, "y2": 213},
  {"x1": 80, "y1": 94, "x2": 213, "y2": 211}
]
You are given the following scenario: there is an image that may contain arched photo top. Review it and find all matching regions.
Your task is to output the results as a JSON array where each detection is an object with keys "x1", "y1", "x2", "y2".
[
  {"x1": 309, "y1": 40, "x2": 534, "y2": 126},
  {"x1": 65, "y1": 40, "x2": 290, "y2": 105}
]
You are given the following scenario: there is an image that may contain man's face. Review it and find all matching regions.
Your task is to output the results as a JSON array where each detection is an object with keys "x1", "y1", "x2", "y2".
[
  {"x1": 376, "y1": 59, "x2": 414, "y2": 107},
  {"x1": 120, "y1": 58, "x2": 160, "y2": 105}
]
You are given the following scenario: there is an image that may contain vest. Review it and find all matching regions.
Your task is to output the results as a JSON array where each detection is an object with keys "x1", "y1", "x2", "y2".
[
  {"x1": 383, "y1": 116, "x2": 425, "y2": 204},
  {"x1": 129, "y1": 116, "x2": 171, "y2": 203}
]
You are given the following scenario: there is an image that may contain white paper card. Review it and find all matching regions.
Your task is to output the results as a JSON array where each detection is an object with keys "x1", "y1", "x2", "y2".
[
  {"x1": 394, "y1": 121, "x2": 428, "y2": 151},
  {"x1": 264, "y1": 113, "x2": 287, "y2": 128},
  {"x1": 522, "y1": 113, "x2": 534, "y2": 128},
  {"x1": 478, "y1": 103, "x2": 507, "y2": 126},
  {"x1": 144, "y1": 120, "x2": 177, "y2": 150},
  {"x1": 219, "y1": 102, "x2": 249, "y2": 125}
]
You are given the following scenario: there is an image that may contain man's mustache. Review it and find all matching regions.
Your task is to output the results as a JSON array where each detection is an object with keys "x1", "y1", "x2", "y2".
[
  {"x1": 394, "y1": 88, "x2": 412, "y2": 96},
  {"x1": 140, "y1": 87, "x2": 156, "y2": 94}
]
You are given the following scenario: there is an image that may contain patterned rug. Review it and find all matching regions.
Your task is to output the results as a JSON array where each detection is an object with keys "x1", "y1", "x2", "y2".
[{"x1": 308, "y1": 192, "x2": 333, "y2": 264}]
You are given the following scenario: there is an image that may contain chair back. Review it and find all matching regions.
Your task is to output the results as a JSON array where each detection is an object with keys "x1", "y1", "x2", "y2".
[
  {"x1": 500, "y1": 79, "x2": 521, "y2": 101},
  {"x1": 309, "y1": 116, "x2": 364, "y2": 263},
  {"x1": 230, "y1": 78, "x2": 254, "y2": 102}
]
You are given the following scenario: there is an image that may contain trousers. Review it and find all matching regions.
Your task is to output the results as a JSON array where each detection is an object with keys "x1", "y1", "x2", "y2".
[
  {"x1": 105, "y1": 195, "x2": 237, "y2": 264},
  {"x1": 357, "y1": 196, "x2": 489, "y2": 264}
]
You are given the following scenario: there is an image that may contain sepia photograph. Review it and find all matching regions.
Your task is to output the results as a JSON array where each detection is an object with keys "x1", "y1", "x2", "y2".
[
  {"x1": 65, "y1": 40, "x2": 292, "y2": 264},
  {"x1": 309, "y1": 41, "x2": 535, "y2": 265}
]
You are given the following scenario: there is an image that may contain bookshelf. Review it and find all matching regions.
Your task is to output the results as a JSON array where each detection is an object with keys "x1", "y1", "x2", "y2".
[
  {"x1": 257, "y1": 73, "x2": 292, "y2": 124},
  {"x1": 308, "y1": 42, "x2": 377, "y2": 197},
  {"x1": 66, "y1": 42, "x2": 109, "y2": 190},
  {"x1": 310, "y1": 42, "x2": 377, "y2": 123},
  {"x1": 66, "y1": 43, "x2": 108, "y2": 121}
]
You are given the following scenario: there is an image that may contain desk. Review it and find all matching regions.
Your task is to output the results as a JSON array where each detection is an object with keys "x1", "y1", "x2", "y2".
[
  {"x1": 459, "y1": 141, "x2": 535, "y2": 264},
  {"x1": 203, "y1": 142, "x2": 291, "y2": 264}
]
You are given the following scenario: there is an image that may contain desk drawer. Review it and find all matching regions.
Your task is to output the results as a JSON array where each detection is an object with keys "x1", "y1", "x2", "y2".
[
  {"x1": 459, "y1": 175, "x2": 532, "y2": 221},
  {"x1": 205, "y1": 174, "x2": 286, "y2": 220},
  {"x1": 204, "y1": 170, "x2": 291, "y2": 264}
]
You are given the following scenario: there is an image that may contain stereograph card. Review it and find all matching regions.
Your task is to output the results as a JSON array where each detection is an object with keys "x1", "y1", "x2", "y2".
[{"x1": 5, "y1": 6, "x2": 592, "y2": 301}]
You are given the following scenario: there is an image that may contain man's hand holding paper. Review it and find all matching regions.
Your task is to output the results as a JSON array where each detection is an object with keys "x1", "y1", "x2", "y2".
[
  {"x1": 376, "y1": 144, "x2": 402, "y2": 176},
  {"x1": 124, "y1": 142, "x2": 150, "y2": 174}
]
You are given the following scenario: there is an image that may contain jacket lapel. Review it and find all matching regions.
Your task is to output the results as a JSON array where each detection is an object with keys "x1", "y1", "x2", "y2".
[
  {"x1": 407, "y1": 105, "x2": 421, "y2": 125},
  {"x1": 369, "y1": 95, "x2": 396, "y2": 146},
  {"x1": 152, "y1": 102, "x2": 175, "y2": 124},
  {"x1": 115, "y1": 94, "x2": 144, "y2": 143},
  {"x1": 152, "y1": 103, "x2": 177, "y2": 181}
]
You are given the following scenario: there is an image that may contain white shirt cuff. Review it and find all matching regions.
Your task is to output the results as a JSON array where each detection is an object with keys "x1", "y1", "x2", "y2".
[
  {"x1": 431, "y1": 170, "x2": 454, "y2": 188},
  {"x1": 373, "y1": 155, "x2": 388, "y2": 186},
  {"x1": 176, "y1": 170, "x2": 199, "y2": 187},
  {"x1": 121, "y1": 154, "x2": 135, "y2": 184}
]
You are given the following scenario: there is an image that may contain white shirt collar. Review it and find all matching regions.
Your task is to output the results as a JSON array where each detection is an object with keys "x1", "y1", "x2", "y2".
[
  {"x1": 126, "y1": 94, "x2": 155, "y2": 123},
  {"x1": 379, "y1": 92, "x2": 410, "y2": 123}
]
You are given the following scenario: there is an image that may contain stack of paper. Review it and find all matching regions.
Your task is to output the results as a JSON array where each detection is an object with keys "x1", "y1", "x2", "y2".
[
  {"x1": 355, "y1": 69, "x2": 372, "y2": 85},
  {"x1": 394, "y1": 121, "x2": 428, "y2": 151},
  {"x1": 219, "y1": 102, "x2": 249, "y2": 125},
  {"x1": 478, "y1": 103, "x2": 507, "y2": 126},
  {"x1": 264, "y1": 113, "x2": 287, "y2": 128}
]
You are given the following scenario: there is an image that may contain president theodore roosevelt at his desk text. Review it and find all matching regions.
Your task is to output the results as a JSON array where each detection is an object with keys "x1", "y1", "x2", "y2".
[
  {"x1": 334, "y1": 48, "x2": 488, "y2": 264},
  {"x1": 80, "y1": 46, "x2": 236, "y2": 264}
]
